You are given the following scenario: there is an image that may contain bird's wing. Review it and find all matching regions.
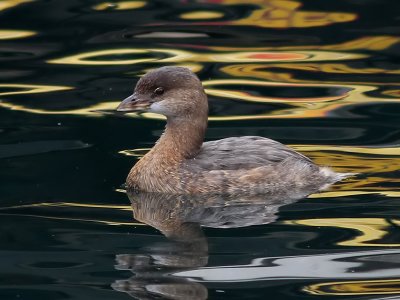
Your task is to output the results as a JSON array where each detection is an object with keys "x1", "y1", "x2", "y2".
[{"x1": 191, "y1": 136, "x2": 312, "y2": 171}]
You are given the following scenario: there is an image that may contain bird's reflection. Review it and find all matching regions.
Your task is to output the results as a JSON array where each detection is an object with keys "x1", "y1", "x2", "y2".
[{"x1": 112, "y1": 187, "x2": 313, "y2": 299}]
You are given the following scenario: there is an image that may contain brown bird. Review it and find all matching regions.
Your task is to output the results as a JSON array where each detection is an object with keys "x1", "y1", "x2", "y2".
[{"x1": 117, "y1": 66, "x2": 352, "y2": 194}]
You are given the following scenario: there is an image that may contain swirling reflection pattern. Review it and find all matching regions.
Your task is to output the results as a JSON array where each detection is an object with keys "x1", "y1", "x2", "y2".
[
  {"x1": 305, "y1": 279, "x2": 400, "y2": 296},
  {"x1": 1, "y1": 0, "x2": 400, "y2": 299},
  {"x1": 179, "y1": 0, "x2": 357, "y2": 28}
]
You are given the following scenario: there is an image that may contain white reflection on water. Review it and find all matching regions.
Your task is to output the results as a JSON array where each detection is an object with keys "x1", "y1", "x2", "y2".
[{"x1": 174, "y1": 249, "x2": 400, "y2": 282}]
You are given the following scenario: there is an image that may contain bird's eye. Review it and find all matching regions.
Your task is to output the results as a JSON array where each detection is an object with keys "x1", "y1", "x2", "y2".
[{"x1": 154, "y1": 87, "x2": 164, "y2": 96}]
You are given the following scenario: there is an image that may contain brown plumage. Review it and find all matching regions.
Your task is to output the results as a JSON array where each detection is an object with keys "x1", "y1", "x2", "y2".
[{"x1": 117, "y1": 66, "x2": 352, "y2": 194}]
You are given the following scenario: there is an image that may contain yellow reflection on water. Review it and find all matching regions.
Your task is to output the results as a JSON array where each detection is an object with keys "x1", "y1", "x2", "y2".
[
  {"x1": 0, "y1": 83, "x2": 73, "y2": 96},
  {"x1": 296, "y1": 145, "x2": 400, "y2": 173},
  {"x1": 3, "y1": 96, "x2": 396, "y2": 121},
  {"x1": 0, "y1": 0, "x2": 32, "y2": 11},
  {"x1": 180, "y1": 11, "x2": 224, "y2": 20},
  {"x1": 221, "y1": 63, "x2": 400, "y2": 85},
  {"x1": 310, "y1": 191, "x2": 400, "y2": 198},
  {"x1": 320, "y1": 35, "x2": 400, "y2": 51},
  {"x1": 1, "y1": 77, "x2": 398, "y2": 122},
  {"x1": 244, "y1": 62, "x2": 400, "y2": 75},
  {"x1": 206, "y1": 36, "x2": 400, "y2": 52},
  {"x1": 383, "y1": 89, "x2": 400, "y2": 97},
  {"x1": 0, "y1": 100, "x2": 118, "y2": 116},
  {"x1": 221, "y1": 63, "x2": 400, "y2": 112},
  {"x1": 304, "y1": 279, "x2": 400, "y2": 296},
  {"x1": 203, "y1": 79, "x2": 351, "y2": 104},
  {"x1": 48, "y1": 48, "x2": 314, "y2": 65},
  {"x1": 202, "y1": 78, "x2": 400, "y2": 120},
  {"x1": 93, "y1": 1, "x2": 146, "y2": 11},
  {"x1": 295, "y1": 144, "x2": 400, "y2": 198},
  {"x1": 285, "y1": 218, "x2": 400, "y2": 247},
  {"x1": 205, "y1": 51, "x2": 308, "y2": 62},
  {"x1": 295, "y1": 145, "x2": 400, "y2": 156},
  {"x1": 48, "y1": 49, "x2": 156, "y2": 65},
  {"x1": 187, "y1": 0, "x2": 356, "y2": 28},
  {"x1": 219, "y1": 50, "x2": 366, "y2": 64},
  {"x1": 0, "y1": 29, "x2": 36, "y2": 39}
]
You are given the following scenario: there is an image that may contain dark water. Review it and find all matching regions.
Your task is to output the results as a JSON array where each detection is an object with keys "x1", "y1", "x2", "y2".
[{"x1": 1, "y1": 0, "x2": 400, "y2": 299}]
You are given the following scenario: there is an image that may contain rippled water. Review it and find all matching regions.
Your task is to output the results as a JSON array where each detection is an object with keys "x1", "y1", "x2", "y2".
[{"x1": 1, "y1": 0, "x2": 400, "y2": 299}]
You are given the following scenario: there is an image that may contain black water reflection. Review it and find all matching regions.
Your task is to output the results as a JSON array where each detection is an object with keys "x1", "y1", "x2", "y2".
[
  {"x1": 113, "y1": 188, "x2": 310, "y2": 299},
  {"x1": 1, "y1": 0, "x2": 400, "y2": 299}
]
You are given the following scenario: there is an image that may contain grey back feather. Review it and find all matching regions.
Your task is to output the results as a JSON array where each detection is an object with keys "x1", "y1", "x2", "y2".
[{"x1": 192, "y1": 136, "x2": 312, "y2": 171}]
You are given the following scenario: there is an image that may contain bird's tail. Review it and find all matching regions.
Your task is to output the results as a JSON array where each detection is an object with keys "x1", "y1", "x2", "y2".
[{"x1": 319, "y1": 167, "x2": 358, "y2": 190}]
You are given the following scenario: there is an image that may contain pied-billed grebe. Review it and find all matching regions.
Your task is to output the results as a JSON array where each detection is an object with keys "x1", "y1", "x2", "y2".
[{"x1": 117, "y1": 66, "x2": 352, "y2": 194}]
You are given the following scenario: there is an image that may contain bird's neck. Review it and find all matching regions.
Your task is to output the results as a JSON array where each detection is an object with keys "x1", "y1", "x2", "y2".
[{"x1": 152, "y1": 113, "x2": 208, "y2": 161}]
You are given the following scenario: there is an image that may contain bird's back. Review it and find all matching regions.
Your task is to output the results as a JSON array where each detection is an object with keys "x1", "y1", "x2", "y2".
[
  {"x1": 193, "y1": 136, "x2": 312, "y2": 171},
  {"x1": 179, "y1": 136, "x2": 347, "y2": 195}
]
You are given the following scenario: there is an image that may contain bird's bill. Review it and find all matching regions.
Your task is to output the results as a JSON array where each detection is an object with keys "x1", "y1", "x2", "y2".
[{"x1": 116, "y1": 94, "x2": 151, "y2": 112}]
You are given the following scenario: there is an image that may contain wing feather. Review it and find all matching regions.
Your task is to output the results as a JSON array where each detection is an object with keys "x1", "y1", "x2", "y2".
[{"x1": 191, "y1": 136, "x2": 312, "y2": 171}]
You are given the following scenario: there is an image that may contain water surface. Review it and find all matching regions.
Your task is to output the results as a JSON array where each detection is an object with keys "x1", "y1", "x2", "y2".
[{"x1": 1, "y1": 0, "x2": 400, "y2": 299}]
